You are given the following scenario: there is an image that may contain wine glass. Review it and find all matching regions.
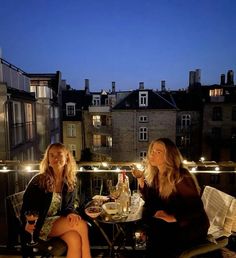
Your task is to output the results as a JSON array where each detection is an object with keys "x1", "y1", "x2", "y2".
[
  {"x1": 25, "y1": 210, "x2": 39, "y2": 246},
  {"x1": 109, "y1": 186, "x2": 121, "y2": 201},
  {"x1": 85, "y1": 200, "x2": 102, "y2": 219},
  {"x1": 132, "y1": 162, "x2": 145, "y2": 179}
]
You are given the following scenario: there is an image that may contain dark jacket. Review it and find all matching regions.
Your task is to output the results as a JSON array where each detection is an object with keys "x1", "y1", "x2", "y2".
[
  {"x1": 20, "y1": 174, "x2": 77, "y2": 241},
  {"x1": 140, "y1": 169, "x2": 209, "y2": 252}
]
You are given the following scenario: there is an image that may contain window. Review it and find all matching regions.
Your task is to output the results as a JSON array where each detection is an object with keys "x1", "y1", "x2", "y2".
[
  {"x1": 139, "y1": 115, "x2": 148, "y2": 123},
  {"x1": 93, "y1": 95, "x2": 100, "y2": 106},
  {"x1": 107, "y1": 136, "x2": 112, "y2": 147},
  {"x1": 212, "y1": 127, "x2": 221, "y2": 139},
  {"x1": 181, "y1": 114, "x2": 191, "y2": 128},
  {"x1": 180, "y1": 136, "x2": 190, "y2": 145},
  {"x1": 212, "y1": 107, "x2": 222, "y2": 121},
  {"x1": 232, "y1": 106, "x2": 236, "y2": 121},
  {"x1": 139, "y1": 127, "x2": 148, "y2": 141},
  {"x1": 139, "y1": 91, "x2": 148, "y2": 107},
  {"x1": 24, "y1": 103, "x2": 34, "y2": 140},
  {"x1": 68, "y1": 144, "x2": 77, "y2": 158},
  {"x1": 93, "y1": 115, "x2": 101, "y2": 127},
  {"x1": 93, "y1": 134, "x2": 101, "y2": 147},
  {"x1": 12, "y1": 101, "x2": 23, "y2": 145},
  {"x1": 67, "y1": 124, "x2": 76, "y2": 137},
  {"x1": 209, "y1": 88, "x2": 223, "y2": 97},
  {"x1": 139, "y1": 151, "x2": 147, "y2": 160},
  {"x1": 231, "y1": 128, "x2": 236, "y2": 140},
  {"x1": 66, "y1": 103, "x2": 76, "y2": 116}
]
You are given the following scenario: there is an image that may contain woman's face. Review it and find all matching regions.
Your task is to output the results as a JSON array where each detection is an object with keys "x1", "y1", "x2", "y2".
[
  {"x1": 48, "y1": 146, "x2": 67, "y2": 171},
  {"x1": 148, "y1": 142, "x2": 166, "y2": 168}
]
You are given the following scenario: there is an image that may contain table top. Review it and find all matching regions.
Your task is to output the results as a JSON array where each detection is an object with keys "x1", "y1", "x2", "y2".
[{"x1": 96, "y1": 205, "x2": 143, "y2": 224}]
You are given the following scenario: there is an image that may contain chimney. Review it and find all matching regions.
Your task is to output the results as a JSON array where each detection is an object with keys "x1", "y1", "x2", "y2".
[
  {"x1": 189, "y1": 71, "x2": 195, "y2": 86},
  {"x1": 195, "y1": 69, "x2": 201, "y2": 85},
  {"x1": 220, "y1": 74, "x2": 225, "y2": 85},
  {"x1": 111, "y1": 81, "x2": 116, "y2": 93},
  {"x1": 161, "y1": 80, "x2": 166, "y2": 91},
  {"x1": 85, "y1": 79, "x2": 90, "y2": 94},
  {"x1": 139, "y1": 82, "x2": 144, "y2": 90},
  {"x1": 227, "y1": 70, "x2": 234, "y2": 85}
]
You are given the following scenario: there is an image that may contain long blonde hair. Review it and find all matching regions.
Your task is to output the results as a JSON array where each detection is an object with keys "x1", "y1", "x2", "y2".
[
  {"x1": 145, "y1": 138, "x2": 185, "y2": 198},
  {"x1": 39, "y1": 143, "x2": 77, "y2": 192}
]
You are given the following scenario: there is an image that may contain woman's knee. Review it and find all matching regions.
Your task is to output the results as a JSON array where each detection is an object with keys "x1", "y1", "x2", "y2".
[
  {"x1": 77, "y1": 219, "x2": 89, "y2": 233},
  {"x1": 62, "y1": 230, "x2": 82, "y2": 247}
]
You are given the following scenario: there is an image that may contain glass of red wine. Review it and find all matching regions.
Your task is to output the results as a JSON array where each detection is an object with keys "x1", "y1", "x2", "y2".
[{"x1": 25, "y1": 210, "x2": 39, "y2": 246}]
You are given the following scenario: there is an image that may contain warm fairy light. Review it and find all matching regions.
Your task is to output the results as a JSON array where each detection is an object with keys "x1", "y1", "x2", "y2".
[
  {"x1": 101, "y1": 162, "x2": 108, "y2": 168},
  {"x1": 200, "y1": 157, "x2": 205, "y2": 162},
  {"x1": 25, "y1": 166, "x2": 32, "y2": 172}
]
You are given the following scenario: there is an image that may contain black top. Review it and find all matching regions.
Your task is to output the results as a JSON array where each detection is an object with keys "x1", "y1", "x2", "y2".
[{"x1": 140, "y1": 169, "x2": 210, "y2": 245}]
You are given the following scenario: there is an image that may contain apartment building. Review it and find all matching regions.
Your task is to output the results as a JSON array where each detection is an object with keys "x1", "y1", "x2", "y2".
[
  {"x1": 201, "y1": 82, "x2": 236, "y2": 161},
  {"x1": 112, "y1": 83, "x2": 177, "y2": 162},
  {"x1": 28, "y1": 72, "x2": 63, "y2": 156},
  {"x1": 62, "y1": 88, "x2": 90, "y2": 161},
  {"x1": 0, "y1": 58, "x2": 37, "y2": 160}
]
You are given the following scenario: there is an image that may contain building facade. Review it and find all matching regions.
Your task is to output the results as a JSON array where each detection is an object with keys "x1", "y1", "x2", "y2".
[{"x1": 0, "y1": 58, "x2": 37, "y2": 160}]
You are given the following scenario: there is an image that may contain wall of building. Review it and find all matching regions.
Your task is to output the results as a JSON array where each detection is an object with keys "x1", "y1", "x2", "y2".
[{"x1": 112, "y1": 110, "x2": 176, "y2": 161}]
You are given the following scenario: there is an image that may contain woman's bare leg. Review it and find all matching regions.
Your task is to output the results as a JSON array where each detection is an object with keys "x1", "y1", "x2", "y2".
[
  {"x1": 49, "y1": 217, "x2": 91, "y2": 258},
  {"x1": 61, "y1": 231, "x2": 82, "y2": 258}
]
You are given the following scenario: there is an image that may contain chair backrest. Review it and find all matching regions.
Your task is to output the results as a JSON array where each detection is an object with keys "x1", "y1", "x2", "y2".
[
  {"x1": 6, "y1": 191, "x2": 25, "y2": 247},
  {"x1": 6, "y1": 191, "x2": 25, "y2": 220},
  {"x1": 201, "y1": 185, "x2": 236, "y2": 239}
]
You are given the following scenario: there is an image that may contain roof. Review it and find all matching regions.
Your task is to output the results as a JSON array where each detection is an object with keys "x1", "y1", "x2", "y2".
[{"x1": 113, "y1": 89, "x2": 177, "y2": 110}]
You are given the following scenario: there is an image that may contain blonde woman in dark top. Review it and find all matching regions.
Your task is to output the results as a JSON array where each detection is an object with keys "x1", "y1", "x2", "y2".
[
  {"x1": 21, "y1": 143, "x2": 91, "y2": 258},
  {"x1": 133, "y1": 138, "x2": 209, "y2": 258}
]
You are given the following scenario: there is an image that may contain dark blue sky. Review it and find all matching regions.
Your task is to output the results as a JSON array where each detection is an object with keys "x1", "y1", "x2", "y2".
[{"x1": 1, "y1": 0, "x2": 236, "y2": 91}]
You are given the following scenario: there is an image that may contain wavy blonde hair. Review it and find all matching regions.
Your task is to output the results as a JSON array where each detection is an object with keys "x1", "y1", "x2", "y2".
[
  {"x1": 39, "y1": 143, "x2": 77, "y2": 192},
  {"x1": 145, "y1": 138, "x2": 186, "y2": 199}
]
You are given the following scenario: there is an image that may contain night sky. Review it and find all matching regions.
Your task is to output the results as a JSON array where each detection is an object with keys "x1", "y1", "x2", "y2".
[{"x1": 1, "y1": 0, "x2": 236, "y2": 91}]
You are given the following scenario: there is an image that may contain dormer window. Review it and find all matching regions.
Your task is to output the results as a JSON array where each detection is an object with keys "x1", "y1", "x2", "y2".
[
  {"x1": 139, "y1": 91, "x2": 148, "y2": 107},
  {"x1": 93, "y1": 95, "x2": 100, "y2": 106},
  {"x1": 209, "y1": 88, "x2": 223, "y2": 97},
  {"x1": 66, "y1": 103, "x2": 76, "y2": 116}
]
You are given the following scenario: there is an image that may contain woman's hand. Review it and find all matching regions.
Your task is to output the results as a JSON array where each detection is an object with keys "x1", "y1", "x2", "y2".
[
  {"x1": 154, "y1": 210, "x2": 177, "y2": 223},
  {"x1": 66, "y1": 213, "x2": 81, "y2": 226}
]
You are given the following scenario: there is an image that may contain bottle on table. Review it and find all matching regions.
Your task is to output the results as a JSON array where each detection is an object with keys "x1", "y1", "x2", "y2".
[{"x1": 116, "y1": 170, "x2": 131, "y2": 215}]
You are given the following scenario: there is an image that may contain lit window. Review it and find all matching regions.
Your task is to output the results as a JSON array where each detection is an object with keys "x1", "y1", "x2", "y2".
[
  {"x1": 209, "y1": 88, "x2": 223, "y2": 97},
  {"x1": 107, "y1": 136, "x2": 112, "y2": 147},
  {"x1": 139, "y1": 127, "x2": 148, "y2": 141},
  {"x1": 93, "y1": 134, "x2": 101, "y2": 147},
  {"x1": 93, "y1": 115, "x2": 101, "y2": 127},
  {"x1": 139, "y1": 92, "x2": 148, "y2": 107}
]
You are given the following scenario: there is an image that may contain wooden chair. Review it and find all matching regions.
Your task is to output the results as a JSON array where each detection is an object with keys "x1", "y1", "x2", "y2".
[
  {"x1": 6, "y1": 191, "x2": 67, "y2": 258},
  {"x1": 179, "y1": 185, "x2": 236, "y2": 258}
]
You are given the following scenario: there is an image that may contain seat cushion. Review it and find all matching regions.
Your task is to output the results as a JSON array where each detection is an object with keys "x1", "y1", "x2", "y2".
[{"x1": 179, "y1": 236, "x2": 228, "y2": 258}]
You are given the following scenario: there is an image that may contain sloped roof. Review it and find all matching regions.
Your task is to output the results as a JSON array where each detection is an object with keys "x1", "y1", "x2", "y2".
[{"x1": 113, "y1": 89, "x2": 177, "y2": 110}]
